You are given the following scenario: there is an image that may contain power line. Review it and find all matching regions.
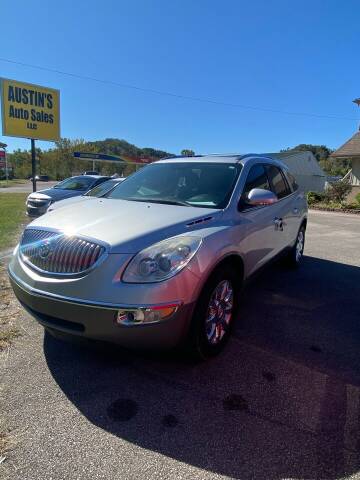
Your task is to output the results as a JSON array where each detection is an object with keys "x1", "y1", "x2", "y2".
[{"x1": 0, "y1": 57, "x2": 356, "y2": 121}]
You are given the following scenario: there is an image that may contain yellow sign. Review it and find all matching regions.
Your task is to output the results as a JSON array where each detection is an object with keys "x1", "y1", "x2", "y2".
[{"x1": 1, "y1": 78, "x2": 60, "y2": 141}]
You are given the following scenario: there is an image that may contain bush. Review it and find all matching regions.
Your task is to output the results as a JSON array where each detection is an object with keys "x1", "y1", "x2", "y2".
[
  {"x1": 355, "y1": 192, "x2": 360, "y2": 205},
  {"x1": 307, "y1": 191, "x2": 324, "y2": 205},
  {"x1": 343, "y1": 202, "x2": 360, "y2": 210},
  {"x1": 325, "y1": 181, "x2": 352, "y2": 203}
]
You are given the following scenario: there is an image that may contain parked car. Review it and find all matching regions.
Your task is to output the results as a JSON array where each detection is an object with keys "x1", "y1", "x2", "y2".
[
  {"x1": 25, "y1": 175, "x2": 110, "y2": 217},
  {"x1": 29, "y1": 175, "x2": 50, "y2": 181},
  {"x1": 83, "y1": 171, "x2": 99, "y2": 176},
  {"x1": 37, "y1": 175, "x2": 50, "y2": 182},
  {"x1": 9, "y1": 154, "x2": 307, "y2": 358},
  {"x1": 47, "y1": 177, "x2": 125, "y2": 212}
]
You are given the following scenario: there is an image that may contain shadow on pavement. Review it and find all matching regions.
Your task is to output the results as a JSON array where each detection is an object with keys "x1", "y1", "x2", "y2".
[{"x1": 44, "y1": 255, "x2": 360, "y2": 479}]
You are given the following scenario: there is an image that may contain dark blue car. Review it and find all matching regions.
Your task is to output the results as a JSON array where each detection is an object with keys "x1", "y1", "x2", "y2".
[{"x1": 26, "y1": 175, "x2": 110, "y2": 217}]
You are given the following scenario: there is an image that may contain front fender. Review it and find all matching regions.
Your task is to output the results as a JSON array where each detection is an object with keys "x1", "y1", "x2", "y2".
[{"x1": 186, "y1": 225, "x2": 245, "y2": 302}]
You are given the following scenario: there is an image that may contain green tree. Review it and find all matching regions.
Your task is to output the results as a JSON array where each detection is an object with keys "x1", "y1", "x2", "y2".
[
  {"x1": 7, "y1": 138, "x2": 173, "y2": 180},
  {"x1": 181, "y1": 149, "x2": 195, "y2": 157}
]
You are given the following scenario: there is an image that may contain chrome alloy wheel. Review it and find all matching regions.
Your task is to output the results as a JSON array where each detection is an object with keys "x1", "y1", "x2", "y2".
[
  {"x1": 296, "y1": 229, "x2": 304, "y2": 262},
  {"x1": 205, "y1": 280, "x2": 234, "y2": 345}
]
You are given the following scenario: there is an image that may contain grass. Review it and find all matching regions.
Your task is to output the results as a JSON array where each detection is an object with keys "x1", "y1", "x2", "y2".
[
  {"x1": 0, "y1": 179, "x2": 27, "y2": 188},
  {"x1": 0, "y1": 193, "x2": 28, "y2": 250}
]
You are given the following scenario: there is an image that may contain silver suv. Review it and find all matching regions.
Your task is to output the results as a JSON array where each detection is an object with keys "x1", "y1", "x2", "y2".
[{"x1": 8, "y1": 154, "x2": 307, "y2": 358}]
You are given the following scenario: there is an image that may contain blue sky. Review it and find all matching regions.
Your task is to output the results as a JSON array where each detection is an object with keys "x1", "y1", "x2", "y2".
[{"x1": 1, "y1": 0, "x2": 360, "y2": 154}]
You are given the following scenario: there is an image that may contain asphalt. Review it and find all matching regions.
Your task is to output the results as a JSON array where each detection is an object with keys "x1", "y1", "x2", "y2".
[
  {"x1": 1, "y1": 210, "x2": 360, "y2": 480},
  {"x1": 0, "y1": 181, "x2": 58, "y2": 193}
]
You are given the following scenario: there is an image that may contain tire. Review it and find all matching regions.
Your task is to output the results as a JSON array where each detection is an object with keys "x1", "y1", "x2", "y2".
[
  {"x1": 285, "y1": 224, "x2": 306, "y2": 268},
  {"x1": 186, "y1": 263, "x2": 242, "y2": 360}
]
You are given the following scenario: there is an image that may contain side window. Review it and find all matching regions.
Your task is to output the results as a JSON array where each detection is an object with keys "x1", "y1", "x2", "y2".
[
  {"x1": 241, "y1": 164, "x2": 271, "y2": 206},
  {"x1": 285, "y1": 171, "x2": 299, "y2": 191},
  {"x1": 266, "y1": 166, "x2": 291, "y2": 199}
]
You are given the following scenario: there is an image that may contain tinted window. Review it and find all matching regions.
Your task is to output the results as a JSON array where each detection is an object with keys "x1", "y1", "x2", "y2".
[
  {"x1": 85, "y1": 179, "x2": 119, "y2": 197},
  {"x1": 54, "y1": 176, "x2": 96, "y2": 191},
  {"x1": 266, "y1": 166, "x2": 291, "y2": 199},
  {"x1": 285, "y1": 171, "x2": 298, "y2": 191},
  {"x1": 242, "y1": 164, "x2": 271, "y2": 200},
  {"x1": 106, "y1": 162, "x2": 242, "y2": 209}
]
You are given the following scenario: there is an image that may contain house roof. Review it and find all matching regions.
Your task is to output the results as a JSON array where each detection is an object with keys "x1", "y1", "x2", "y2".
[
  {"x1": 266, "y1": 151, "x2": 326, "y2": 177},
  {"x1": 330, "y1": 130, "x2": 360, "y2": 158}
]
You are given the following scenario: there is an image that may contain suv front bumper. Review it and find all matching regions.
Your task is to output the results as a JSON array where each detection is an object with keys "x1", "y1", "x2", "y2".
[{"x1": 8, "y1": 268, "x2": 194, "y2": 349}]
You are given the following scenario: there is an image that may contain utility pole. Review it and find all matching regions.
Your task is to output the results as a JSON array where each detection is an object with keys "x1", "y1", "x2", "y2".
[{"x1": 352, "y1": 98, "x2": 360, "y2": 130}]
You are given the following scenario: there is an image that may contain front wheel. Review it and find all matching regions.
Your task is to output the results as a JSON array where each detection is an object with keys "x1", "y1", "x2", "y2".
[{"x1": 186, "y1": 264, "x2": 242, "y2": 359}]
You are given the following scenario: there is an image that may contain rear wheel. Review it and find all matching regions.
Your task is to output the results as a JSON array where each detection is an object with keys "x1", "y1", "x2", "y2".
[
  {"x1": 285, "y1": 224, "x2": 306, "y2": 268},
  {"x1": 187, "y1": 264, "x2": 242, "y2": 359}
]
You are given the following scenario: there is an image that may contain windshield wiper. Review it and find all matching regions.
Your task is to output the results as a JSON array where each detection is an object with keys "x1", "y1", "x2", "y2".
[{"x1": 128, "y1": 198, "x2": 190, "y2": 207}]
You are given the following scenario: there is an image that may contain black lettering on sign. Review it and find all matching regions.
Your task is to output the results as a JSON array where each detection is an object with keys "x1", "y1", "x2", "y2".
[
  {"x1": 47, "y1": 94, "x2": 53, "y2": 109},
  {"x1": 15, "y1": 87, "x2": 21, "y2": 103},
  {"x1": 8, "y1": 86, "x2": 15, "y2": 102},
  {"x1": 22, "y1": 89, "x2": 29, "y2": 104},
  {"x1": 9, "y1": 105, "x2": 29, "y2": 119},
  {"x1": 28, "y1": 90, "x2": 35, "y2": 105},
  {"x1": 37, "y1": 92, "x2": 46, "y2": 107},
  {"x1": 30, "y1": 108, "x2": 54, "y2": 123}
]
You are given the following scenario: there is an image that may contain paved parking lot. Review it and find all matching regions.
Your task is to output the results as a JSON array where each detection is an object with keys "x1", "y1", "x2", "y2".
[
  {"x1": 1, "y1": 210, "x2": 360, "y2": 479},
  {"x1": 0, "y1": 181, "x2": 58, "y2": 194}
]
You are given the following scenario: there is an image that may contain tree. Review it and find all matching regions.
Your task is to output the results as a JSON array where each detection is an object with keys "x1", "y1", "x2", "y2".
[
  {"x1": 7, "y1": 138, "x2": 173, "y2": 179},
  {"x1": 181, "y1": 149, "x2": 195, "y2": 157},
  {"x1": 281, "y1": 144, "x2": 332, "y2": 161},
  {"x1": 325, "y1": 181, "x2": 352, "y2": 203}
]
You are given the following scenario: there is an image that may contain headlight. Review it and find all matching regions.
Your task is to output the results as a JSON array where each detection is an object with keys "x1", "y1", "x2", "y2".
[{"x1": 122, "y1": 236, "x2": 202, "y2": 283}]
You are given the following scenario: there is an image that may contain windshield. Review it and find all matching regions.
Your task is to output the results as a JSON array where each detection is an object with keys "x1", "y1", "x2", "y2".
[
  {"x1": 54, "y1": 176, "x2": 96, "y2": 191},
  {"x1": 85, "y1": 179, "x2": 119, "y2": 197},
  {"x1": 105, "y1": 162, "x2": 242, "y2": 208}
]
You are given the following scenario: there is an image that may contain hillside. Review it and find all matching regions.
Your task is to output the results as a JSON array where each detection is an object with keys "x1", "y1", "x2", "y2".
[{"x1": 7, "y1": 138, "x2": 174, "y2": 179}]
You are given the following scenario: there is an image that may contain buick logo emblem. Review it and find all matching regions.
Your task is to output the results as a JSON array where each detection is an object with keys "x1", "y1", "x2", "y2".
[{"x1": 38, "y1": 241, "x2": 53, "y2": 259}]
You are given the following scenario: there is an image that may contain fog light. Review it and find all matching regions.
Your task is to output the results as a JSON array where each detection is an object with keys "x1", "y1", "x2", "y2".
[{"x1": 115, "y1": 303, "x2": 180, "y2": 326}]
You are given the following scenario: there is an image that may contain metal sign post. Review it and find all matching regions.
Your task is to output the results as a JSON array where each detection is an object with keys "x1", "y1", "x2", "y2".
[
  {"x1": 31, "y1": 139, "x2": 36, "y2": 192},
  {"x1": 5, "y1": 149, "x2": 8, "y2": 182},
  {"x1": 0, "y1": 143, "x2": 7, "y2": 183}
]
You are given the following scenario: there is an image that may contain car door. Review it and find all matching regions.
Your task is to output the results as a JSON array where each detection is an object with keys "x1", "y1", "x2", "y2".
[
  {"x1": 265, "y1": 164, "x2": 297, "y2": 247},
  {"x1": 238, "y1": 163, "x2": 285, "y2": 277}
]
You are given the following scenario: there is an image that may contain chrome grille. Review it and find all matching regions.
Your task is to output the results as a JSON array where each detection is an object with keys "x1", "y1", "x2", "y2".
[
  {"x1": 20, "y1": 228, "x2": 105, "y2": 275},
  {"x1": 27, "y1": 199, "x2": 50, "y2": 207}
]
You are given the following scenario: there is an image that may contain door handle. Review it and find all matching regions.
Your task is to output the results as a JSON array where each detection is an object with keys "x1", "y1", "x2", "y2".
[
  {"x1": 293, "y1": 207, "x2": 299, "y2": 214},
  {"x1": 274, "y1": 217, "x2": 283, "y2": 231}
]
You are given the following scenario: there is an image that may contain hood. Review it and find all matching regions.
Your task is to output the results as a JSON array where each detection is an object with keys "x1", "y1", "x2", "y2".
[
  {"x1": 30, "y1": 198, "x2": 220, "y2": 253},
  {"x1": 28, "y1": 188, "x2": 84, "y2": 202},
  {"x1": 49, "y1": 195, "x2": 93, "y2": 211}
]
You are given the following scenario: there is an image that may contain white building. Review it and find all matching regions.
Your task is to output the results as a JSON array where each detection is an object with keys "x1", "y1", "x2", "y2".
[
  {"x1": 329, "y1": 130, "x2": 360, "y2": 201},
  {"x1": 267, "y1": 151, "x2": 326, "y2": 192}
]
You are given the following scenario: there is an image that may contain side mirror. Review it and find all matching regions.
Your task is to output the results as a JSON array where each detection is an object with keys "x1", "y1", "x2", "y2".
[{"x1": 246, "y1": 188, "x2": 278, "y2": 206}]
